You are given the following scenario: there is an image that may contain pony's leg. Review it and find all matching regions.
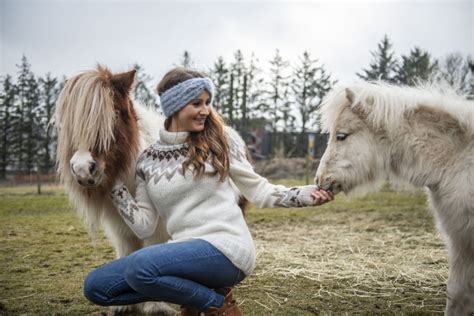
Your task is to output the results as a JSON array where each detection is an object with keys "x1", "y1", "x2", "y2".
[
  {"x1": 428, "y1": 191, "x2": 474, "y2": 315},
  {"x1": 444, "y1": 240, "x2": 474, "y2": 316}
]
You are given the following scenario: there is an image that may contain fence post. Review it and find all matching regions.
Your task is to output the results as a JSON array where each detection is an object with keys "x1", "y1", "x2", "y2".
[
  {"x1": 36, "y1": 166, "x2": 42, "y2": 195},
  {"x1": 306, "y1": 132, "x2": 316, "y2": 185}
]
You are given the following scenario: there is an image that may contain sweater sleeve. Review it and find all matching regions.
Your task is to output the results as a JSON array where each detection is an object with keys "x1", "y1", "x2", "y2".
[
  {"x1": 226, "y1": 127, "x2": 318, "y2": 208},
  {"x1": 110, "y1": 176, "x2": 159, "y2": 240}
]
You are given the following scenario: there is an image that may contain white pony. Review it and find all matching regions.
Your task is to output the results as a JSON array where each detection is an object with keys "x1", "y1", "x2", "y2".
[
  {"x1": 315, "y1": 81, "x2": 474, "y2": 315},
  {"x1": 54, "y1": 66, "x2": 175, "y2": 314}
]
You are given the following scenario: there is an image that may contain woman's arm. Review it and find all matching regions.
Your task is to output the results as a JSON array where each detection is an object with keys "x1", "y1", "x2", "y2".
[
  {"x1": 110, "y1": 177, "x2": 159, "y2": 239},
  {"x1": 227, "y1": 127, "x2": 332, "y2": 208}
]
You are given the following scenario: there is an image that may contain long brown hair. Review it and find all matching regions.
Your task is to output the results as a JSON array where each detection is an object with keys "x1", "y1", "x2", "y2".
[{"x1": 157, "y1": 68, "x2": 230, "y2": 181}]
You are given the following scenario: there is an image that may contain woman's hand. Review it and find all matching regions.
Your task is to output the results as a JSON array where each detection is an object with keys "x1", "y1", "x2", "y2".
[
  {"x1": 292, "y1": 185, "x2": 334, "y2": 207},
  {"x1": 310, "y1": 188, "x2": 334, "y2": 206}
]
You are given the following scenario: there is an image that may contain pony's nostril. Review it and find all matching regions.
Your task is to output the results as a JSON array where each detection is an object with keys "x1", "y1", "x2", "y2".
[
  {"x1": 89, "y1": 162, "x2": 96, "y2": 174},
  {"x1": 77, "y1": 179, "x2": 83, "y2": 186},
  {"x1": 88, "y1": 179, "x2": 95, "y2": 185}
]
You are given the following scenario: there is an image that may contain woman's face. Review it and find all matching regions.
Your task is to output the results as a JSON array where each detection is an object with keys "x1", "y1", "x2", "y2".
[{"x1": 169, "y1": 90, "x2": 211, "y2": 133}]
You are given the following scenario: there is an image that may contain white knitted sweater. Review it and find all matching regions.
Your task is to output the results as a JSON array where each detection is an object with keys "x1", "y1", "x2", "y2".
[{"x1": 111, "y1": 127, "x2": 318, "y2": 276}]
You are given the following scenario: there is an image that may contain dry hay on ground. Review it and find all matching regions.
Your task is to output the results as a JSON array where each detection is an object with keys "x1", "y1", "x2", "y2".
[{"x1": 243, "y1": 214, "x2": 448, "y2": 313}]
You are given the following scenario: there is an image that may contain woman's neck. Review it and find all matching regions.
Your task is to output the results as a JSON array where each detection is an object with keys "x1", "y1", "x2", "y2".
[{"x1": 167, "y1": 120, "x2": 187, "y2": 133}]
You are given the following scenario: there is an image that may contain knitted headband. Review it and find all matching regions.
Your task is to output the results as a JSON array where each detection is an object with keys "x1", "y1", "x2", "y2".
[{"x1": 160, "y1": 77, "x2": 215, "y2": 117}]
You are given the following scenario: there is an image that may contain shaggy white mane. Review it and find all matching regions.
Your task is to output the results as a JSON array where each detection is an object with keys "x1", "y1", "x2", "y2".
[{"x1": 320, "y1": 81, "x2": 474, "y2": 137}]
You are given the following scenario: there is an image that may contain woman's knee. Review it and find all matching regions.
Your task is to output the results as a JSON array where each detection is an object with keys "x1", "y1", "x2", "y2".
[
  {"x1": 83, "y1": 270, "x2": 110, "y2": 306},
  {"x1": 124, "y1": 251, "x2": 162, "y2": 291}
]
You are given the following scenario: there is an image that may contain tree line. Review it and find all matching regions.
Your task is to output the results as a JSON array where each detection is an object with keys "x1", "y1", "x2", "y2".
[{"x1": 0, "y1": 35, "x2": 472, "y2": 179}]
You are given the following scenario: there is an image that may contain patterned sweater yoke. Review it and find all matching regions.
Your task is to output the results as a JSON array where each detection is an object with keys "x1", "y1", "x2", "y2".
[{"x1": 111, "y1": 126, "x2": 318, "y2": 276}]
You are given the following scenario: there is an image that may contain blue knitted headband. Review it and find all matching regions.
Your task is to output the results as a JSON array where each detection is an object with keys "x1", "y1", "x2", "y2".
[{"x1": 160, "y1": 77, "x2": 215, "y2": 117}]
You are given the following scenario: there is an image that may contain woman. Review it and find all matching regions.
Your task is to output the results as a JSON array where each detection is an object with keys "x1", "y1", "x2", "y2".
[{"x1": 83, "y1": 68, "x2": 333, "y2": 315}]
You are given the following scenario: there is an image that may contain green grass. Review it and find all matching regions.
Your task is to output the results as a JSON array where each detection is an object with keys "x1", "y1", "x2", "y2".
[{"x1": 0, "y1": 182, "x2": 447, "y2": 315}]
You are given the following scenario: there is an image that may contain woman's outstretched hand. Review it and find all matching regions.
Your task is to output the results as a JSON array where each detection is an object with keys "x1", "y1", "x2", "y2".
[
  {"x1": 292, "y1": 185, "x2": 334, "y2": 207},
  {"x1": 310, "y1": 188, "x2": 334, "y2": 206}
]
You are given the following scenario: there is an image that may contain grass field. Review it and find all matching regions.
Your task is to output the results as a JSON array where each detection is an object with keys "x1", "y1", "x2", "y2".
[{"x1": 0, "y1": 182, "x2": 448, "y2": 315}]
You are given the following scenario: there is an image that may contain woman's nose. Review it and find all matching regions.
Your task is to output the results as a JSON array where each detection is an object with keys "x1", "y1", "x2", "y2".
[{"x1": 200, "y1": 106, "x2": 210, "y2": 115}]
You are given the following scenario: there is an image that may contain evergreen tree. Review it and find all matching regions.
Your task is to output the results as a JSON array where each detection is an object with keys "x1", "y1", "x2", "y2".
[
  {"x1": 227, "y1": 73, "x2": 235, "y2": 126},
  {"x1": 0, "y1": 75, "x2": 16, "y2": 179},
  {"x1": 12, "y1": 55, "x2": 41, "y2": 173},
  {"x1": 23, "y1": 69, "x2": 41, "y2": 173},
  {"x1": 244, "y1": 53, "x2": 265, "y2": 129},
  {"x1": 266, "y1": 49, "x2": 290, "y2": 133},
  {"x1": 38, "y1": 73, "x2": 59, "y2": 173},
  {"x1": 132, "y1": 64, "x2": 158, "y2": 108},
  {"x1": 435, "y1": 52, "x2": 472, "y2": 94},
  {"x1": 231, "y1": 50, "x2": 246, "y2": 125},
  {"x1": 291, "y1": 51, "x2": 335, "y2": 134},
  {"x1": 279, "y1": 84, "x2": 297, "y2": 157},
  {"x1": 357, "y1": 35, "x2": 398, "y2": 83},
  {"x1": 264, "y1": 50, "x2": 292, "y2": 155},
  {"x1": 209, "y1": 56, "x2": 229, "y2": 114},
  {"x1": 280, "y1": 85, "x2": 296, "y2": 134},
  {"x1": 225, "y1": 50, "x2": 247, "y2": 128},
  {"x1": 396, "y1": 47, "x2": 438, "y2": 86},
  {"x1": 180, "y1": 51, "x2": 194, "y2": 68}
]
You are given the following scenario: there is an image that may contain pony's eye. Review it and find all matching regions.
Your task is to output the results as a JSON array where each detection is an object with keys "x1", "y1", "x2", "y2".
[{"x1": 336, "y1": 133, "x2": 348, "y2": 141}]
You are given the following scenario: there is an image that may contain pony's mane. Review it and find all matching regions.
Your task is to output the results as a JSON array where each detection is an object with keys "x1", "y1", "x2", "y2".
[
  {"x1": 55, "y1": 66, "x2": 116, "y2": 155},
  {"x1": 320, "y1": 81, "x2": 474, "y2": 136}
]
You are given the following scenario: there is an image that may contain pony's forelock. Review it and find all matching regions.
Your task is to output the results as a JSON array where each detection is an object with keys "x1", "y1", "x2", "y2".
[{"x1": 56, "y1": 68, "x2": 117, "y2": 155}]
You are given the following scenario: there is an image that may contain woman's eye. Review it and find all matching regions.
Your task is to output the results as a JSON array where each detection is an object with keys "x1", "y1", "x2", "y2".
[{"x1": 336, "y1": 133, "x2": 348, "y2": 141}]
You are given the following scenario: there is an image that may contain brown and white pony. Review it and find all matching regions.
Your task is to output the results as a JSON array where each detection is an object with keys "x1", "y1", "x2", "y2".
[
  {"x1": 315, "y1": 81, "x2": 473, "y2": 315},
  {"x1": 54, "y1": 66, "x2": 175, "y2": 314}
]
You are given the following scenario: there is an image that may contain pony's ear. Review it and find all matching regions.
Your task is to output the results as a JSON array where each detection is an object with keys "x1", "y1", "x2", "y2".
[
  {"x1": 111, "y1": 69, "x2": 136, "y2": 96},
  {"x1": 346, "y1": 87, "x2": 374, "y2": 121},
  {"x1": 345, "y1": 88, "x2": 355, "y2": 103}
]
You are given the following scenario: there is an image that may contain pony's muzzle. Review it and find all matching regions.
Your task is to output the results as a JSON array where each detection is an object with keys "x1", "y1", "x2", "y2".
[
  {"x1": 315, "y1": 174, "x2": 341, "y2": 194},
  {"x1": 70, "y1": 150, "x2": 102, "y2": 187}
]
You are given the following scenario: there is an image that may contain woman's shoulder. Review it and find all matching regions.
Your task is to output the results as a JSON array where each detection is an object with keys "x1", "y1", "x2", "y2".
[
  {"x1": 224, "y1": 126, "x2": 245, "y2": 146},
  {"x1": 223, "y1": 126, "x2": 247, "y2": 162}
]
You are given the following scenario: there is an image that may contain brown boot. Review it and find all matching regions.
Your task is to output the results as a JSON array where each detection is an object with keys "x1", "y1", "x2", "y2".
[
  {"x1": 180, "y1": 305, "x2": 201, "y2": 316},
  {"x1": 203, "y1": 287, "x2": 242, "y2": 316}
]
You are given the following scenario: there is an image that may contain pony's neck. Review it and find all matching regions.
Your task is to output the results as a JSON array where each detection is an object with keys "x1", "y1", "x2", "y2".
[
  {"x1": 388, "y1": 133, "x2": 454, "y2": 190},
  {"x1": 384, "y1": 105, "x2": 469, "y2": 191},
  {"x1": 388, "y1": 146, "x2": 438, "y2": 189}
]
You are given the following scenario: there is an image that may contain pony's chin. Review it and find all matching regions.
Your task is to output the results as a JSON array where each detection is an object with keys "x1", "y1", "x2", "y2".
[
  {"x1": 327, "y1": 182, "x2": 355, "y2": 195},
  {"x1": 75, "y1": 176, "x2": 103, "y2": 188},
  {"x1": 319, "y1": 182, "x2": 344, "y2": 195}
]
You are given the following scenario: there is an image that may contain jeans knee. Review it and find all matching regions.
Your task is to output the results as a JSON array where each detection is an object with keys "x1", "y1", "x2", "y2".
[
  {"x1": 124, "y1": 253, "x2": 159, "y2": 291},
  {"x1": 83, "y1": 270, "x2": 109, "y2": 306}
]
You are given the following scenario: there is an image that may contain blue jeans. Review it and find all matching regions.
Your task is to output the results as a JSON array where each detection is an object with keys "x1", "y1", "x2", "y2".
[{"x1": 83, "y1": 239, "x2": 245, "y2": 310}]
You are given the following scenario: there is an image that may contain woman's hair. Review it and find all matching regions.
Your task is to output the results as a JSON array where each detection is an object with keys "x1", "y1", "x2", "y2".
[{"x1": 157, "y1": 68, "x2": 230, "y2": 181}]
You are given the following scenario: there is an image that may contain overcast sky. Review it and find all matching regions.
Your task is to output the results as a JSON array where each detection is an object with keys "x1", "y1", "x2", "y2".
[{"x1": 1, "y1": 0, "x2": 472, "y2": 84}]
